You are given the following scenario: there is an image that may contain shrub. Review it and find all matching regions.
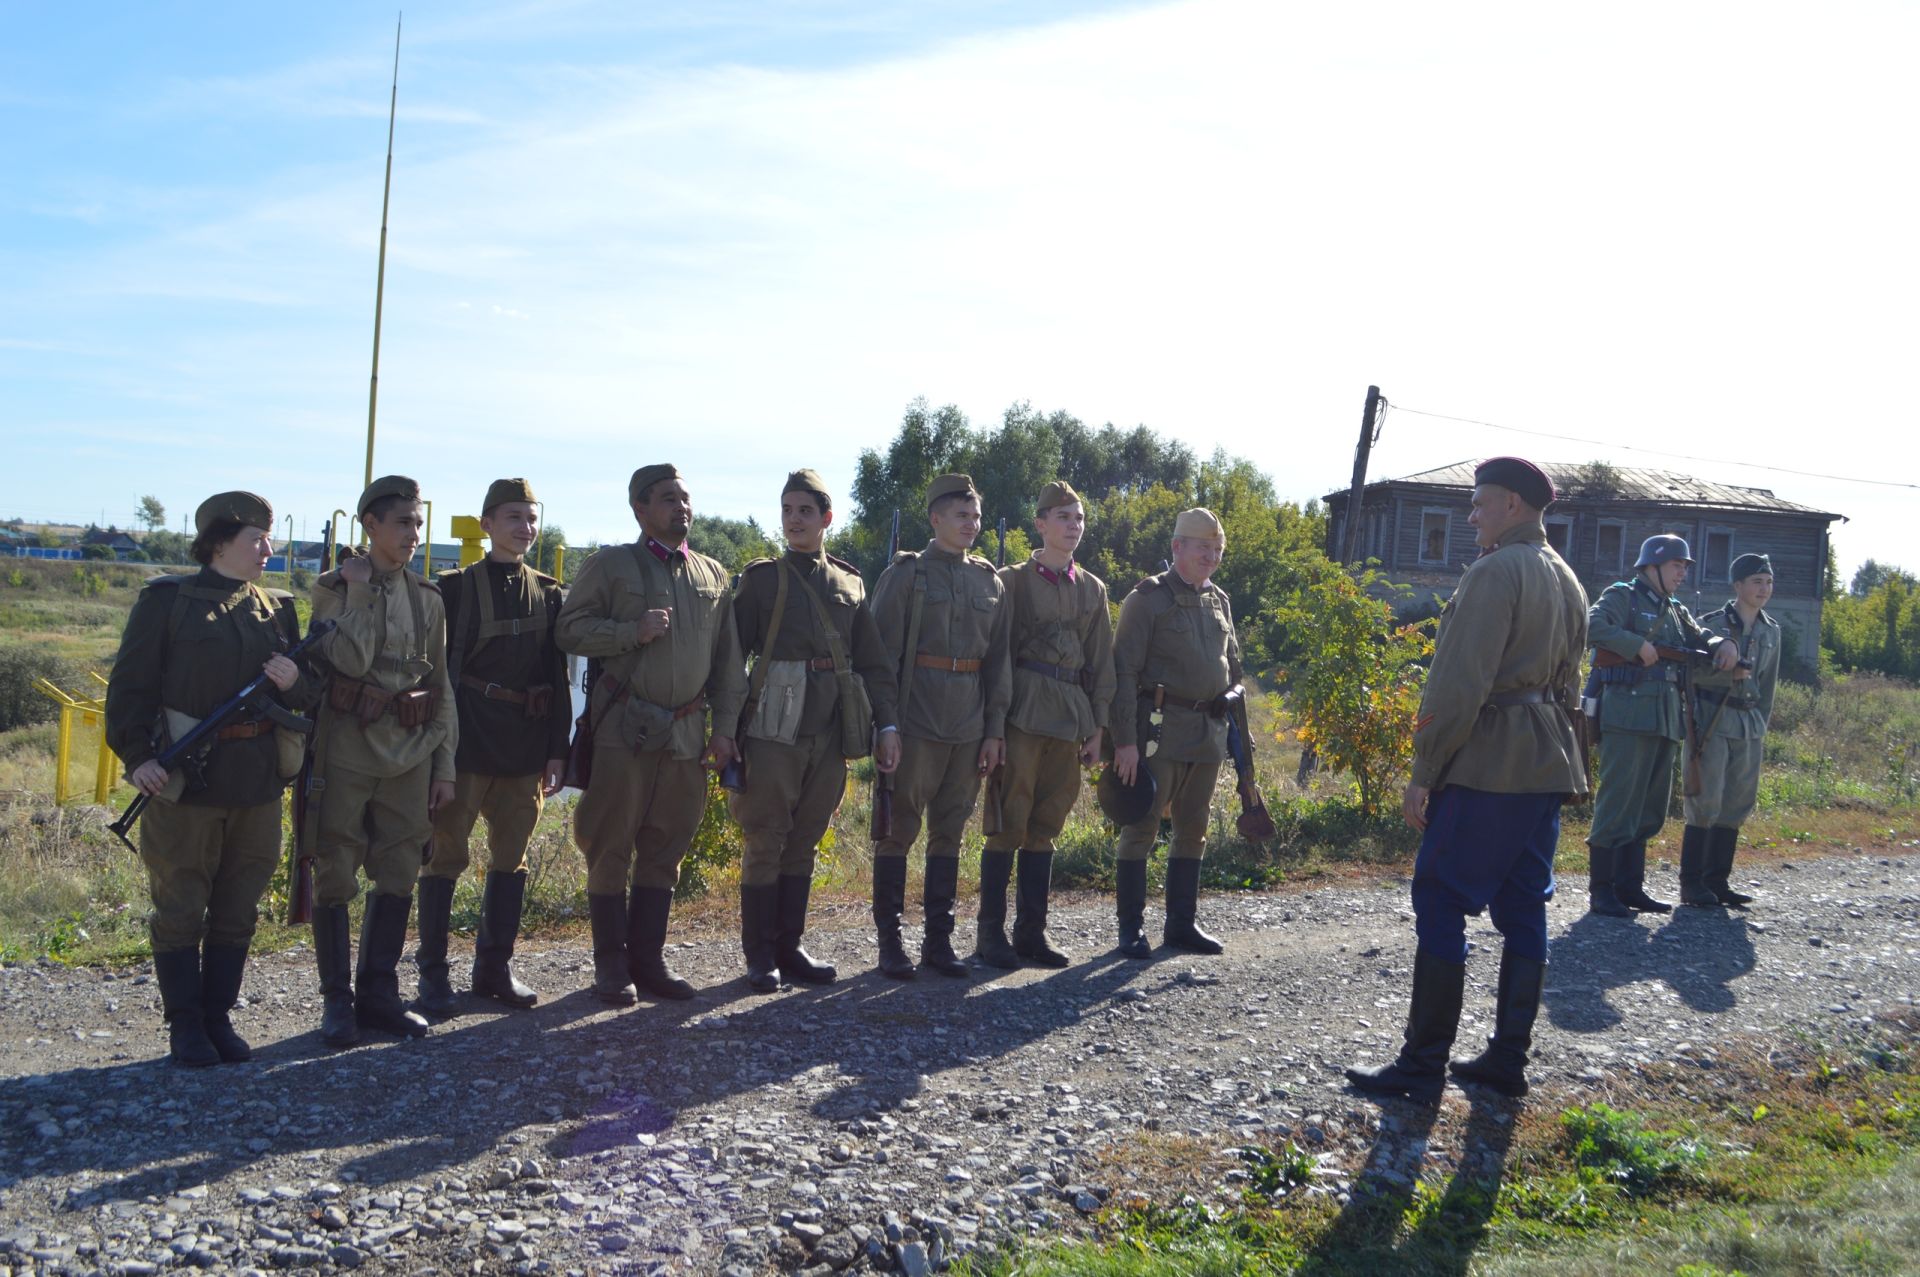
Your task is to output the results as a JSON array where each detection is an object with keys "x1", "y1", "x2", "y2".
[{"x1": 0, "y1": 645, "x2": 79, "y2": 731}]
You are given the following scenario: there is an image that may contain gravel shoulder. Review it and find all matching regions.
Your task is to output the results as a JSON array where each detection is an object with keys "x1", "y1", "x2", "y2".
[{"x1": 2, "y1": 849, "x2": 1917, "y2": 1275}]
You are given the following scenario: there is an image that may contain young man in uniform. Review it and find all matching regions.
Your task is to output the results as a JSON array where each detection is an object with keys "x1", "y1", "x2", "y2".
[
  {"x1": 556, "y1": 464, "x2": 747, "y2": 1003},
  {"x1": 975, "y1": 480, "x2": 1115, "y2": 969},
  {"x1": 726, "y1": 470, "x2": 900, "y2": 990},
  {"x1": 307, "y1": 476, "x2": 457, "y2": 1048},
  {"x1": 1585, "y1": 536, "x2": 1740, "y2": 916},
  {"x1": 1345, "y1": 458, "x2": 1588, "y2": 1102},
  {"x1": 868, "y1": 474, "x2": 1012, "y2": 980},
  {"x1": 414, "y1": 479, "x2": 570, "y2": 1016},
  {"x1": 1108, "y1": 507, "x2": 1241, "y2": 958},
  {"x1": 1679, "y1": 553, "x2": 1777, "y2": 909}
]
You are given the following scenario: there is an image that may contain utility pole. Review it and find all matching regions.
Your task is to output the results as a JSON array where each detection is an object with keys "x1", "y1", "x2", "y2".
[{"x1": 1338, "y1": 385, "x2": 1383, "y2": 565}]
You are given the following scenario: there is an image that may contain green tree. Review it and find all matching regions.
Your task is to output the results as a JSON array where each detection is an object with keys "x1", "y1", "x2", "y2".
[
  {"x1": 690, "y1": 514, "x2": 778, "y2": 572},
  {"x1": 1850, "y1": 558, "x2": 1915, "y2": 597},
  {"x1": 531, "y1": 523, "x2": 567, "y2": 577},
  {"x1": 136, "y1": 495, "x2": 166, "y2": 531}
]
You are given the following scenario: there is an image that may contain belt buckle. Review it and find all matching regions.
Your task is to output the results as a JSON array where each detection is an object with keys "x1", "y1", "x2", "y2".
[
  {"x1": 484, "y1": 682, "x2": 502, "y2": 699},
  {"x1": 948, "y1": 656, "x2": 963, "y2": 673}
]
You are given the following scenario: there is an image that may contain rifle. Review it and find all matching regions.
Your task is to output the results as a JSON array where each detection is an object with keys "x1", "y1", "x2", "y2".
[
  {"x1": 871, "y1": 509, "x2": 902, "y2": 840},
  {"x1": 996, "y1": 517, "x2": 1007, "y2": 569},
  {"x1": 1222, "y1": 688, "x2": 1276, "y2": 841},
  {"x1": 1592, "y1": 644, "x2": 1751, "y2": 797},
  {"x1": 109, "y1": 619, "x2": 337, "y2": 854}
]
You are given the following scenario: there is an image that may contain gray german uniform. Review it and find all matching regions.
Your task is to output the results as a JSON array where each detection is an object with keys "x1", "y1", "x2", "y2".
[{"x1": 1682, "y1": 600, "x2": 1780, "y2": 829}]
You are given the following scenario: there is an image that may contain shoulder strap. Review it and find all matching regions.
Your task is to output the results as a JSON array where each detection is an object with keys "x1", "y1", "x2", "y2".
[
  {"x1": 785, "y1": 560, "x2": 851, "y2": 674},
  {"x1": 402, "y1": 570, "x2": 428, "y2": 662},
  {"x1": 745, "y1": 560, "x2": 792, "y2": 711},
  {"x1": 897, "y1": 561, "x2": 929, "y2": 722}
]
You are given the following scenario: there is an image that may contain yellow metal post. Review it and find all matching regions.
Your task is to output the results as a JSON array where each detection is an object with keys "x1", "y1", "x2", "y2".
[
  {"x1": 53, "y1": 692, "x2": 72, "y2": 802},
  {"x1": 327, "y1": 507, "x2": 350, "y2": 568},
  {"x1": 452, "y1": 515, "x2": 485, "y2": 568},
  {"x1": 422, "y1": 499, "x2": 433, "y2": 576},
  {"x1": 35, "y1": 675, "x2": 111, "y2": 805},
  {"x1": 555, "y1": 544, "x2": 567, "y2": 584}
]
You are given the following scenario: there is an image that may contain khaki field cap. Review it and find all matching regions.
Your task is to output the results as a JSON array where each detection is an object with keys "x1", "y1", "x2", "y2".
[
  {"x1": 357, "y1": 475, "x2": 421, "y2": 519},
  {"x1": 1036, "y1": 480, "x2": 1082, "y2": 515},
  {"x1": 194, "y1": 491, "x2": 273, "y2": 534},
  {"x1": 925, "y1": 473, "x2": 980, "y2": 511},
  {"x1": 783, "y1": 468, "x2": 830, "y2": 499},
  {"x1": 1173, "y1": 507, "x2": 1224, "y2": 540},
  {"x1": 483, "y1": 478, "x2": 537, "y2": 514},
  {"x1": 628, "y1": 463, "x2": 681, "y2": 504}
]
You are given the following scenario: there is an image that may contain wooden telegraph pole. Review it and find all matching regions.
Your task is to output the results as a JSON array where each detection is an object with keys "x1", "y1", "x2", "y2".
[
  {"x1": 363, "y1": 15, "x2": 402, "y2": 493},
  {"x1": 1339, "y1": 385, "x2": 1384, "y2": 564}
]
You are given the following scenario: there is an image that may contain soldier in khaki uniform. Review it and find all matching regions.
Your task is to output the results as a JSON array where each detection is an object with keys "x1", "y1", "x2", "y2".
[
  {"x1": 1678, "y1": 552, "x2": 1781, "y2": 909},
  {"x1": 726, "y1": 470, "x2": 901, "y2": 990},
  {"x1": 1346, "y1": 458, "x2": 1588, "y2": 1102},
  {"x1": 1110, "y1": 507, "x2": 1240, "y2": 958},
  {"x1": 307, "y1": 476, "x2": 457, "y2": 1047},
  {"x1": 106, "y1": 492, "x2": 317, "y2": 1066},
  {"x1": 415, "y1": 479, "x2": 571, "y2": 1016},
  {"x1": 556, "y1": 464, "x2": 747, "y2": 1003},
  {"x1": 868, "y1": 474, "x2": 1012, "y2": 980},
  {"x1": 976, "y1": 480, "x2": 1114, "y2": 970}
]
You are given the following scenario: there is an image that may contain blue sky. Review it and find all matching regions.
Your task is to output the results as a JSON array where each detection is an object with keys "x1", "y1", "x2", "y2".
[{"x1": 4, "y1": 0, "x2": 1915, "y2": 587}]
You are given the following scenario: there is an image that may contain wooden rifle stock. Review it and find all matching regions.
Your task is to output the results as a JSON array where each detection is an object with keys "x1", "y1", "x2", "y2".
[{"x1": 873, "y1": 508, "x2": 902, "y2": 840}]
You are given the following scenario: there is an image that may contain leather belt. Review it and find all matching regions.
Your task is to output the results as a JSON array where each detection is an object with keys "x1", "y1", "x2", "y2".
[
  {"x1": 915, "y1": 653, "x2": 982, "y2": 673},
  {"x1": 1144, "y1": 685, "x2": 1230, "y2": 717},
  {"x1": 1017, "y1": 658, "x2": 1088, "y2": 688},
  {"x1": 215, "y1": 718, "x2": 272, "y2": 741},
  {"x1": 1485, "y1": 687, "x2": 1556, "y2": 708},
  {"x1": 806, "y1": 657, "x2": 838, "y2": 672},
  {"x1": 460, "y1": 673, "x2": 528, "y2": 705},
  {"x1": 1696, "y1": 688, "x2": 1754, "y2": 710},
  {"x1": 607, "y1": 683, "x2": 708, "y2": 721}
]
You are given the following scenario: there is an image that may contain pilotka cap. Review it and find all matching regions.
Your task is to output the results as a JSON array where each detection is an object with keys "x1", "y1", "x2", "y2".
[
  {"x1": 628, "y1": 464, "x2": 681, "y2": 504},
  {"x1": 1173, "y1": 507, "x2": 1224, "y2": 539},
  {"x1": 483, "y1": 478, "x2": 537, "y2": 515},
  {"x1": 357, "y1": 475, "x2": 421, "y2": 519},
  {"x1": 1036, "y1": 480, "x2": 1082, "y2": 515},
  {"x1": 925, "y1": 473, "x2": 980, "y2": 510}
]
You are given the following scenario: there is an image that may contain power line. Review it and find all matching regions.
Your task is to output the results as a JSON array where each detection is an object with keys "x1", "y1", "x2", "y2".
[{"x1": 1387, "y1": 404, "x2": 1920, "y2": 491}]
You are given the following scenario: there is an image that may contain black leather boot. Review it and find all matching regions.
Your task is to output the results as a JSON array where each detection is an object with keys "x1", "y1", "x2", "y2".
[
  {"x1": 154, "y1": 948, "x2": 218, "y2": 1068},
  {"x1": 587, "y1": 891, "x2": 637, "y2": 1006},
  {"x1": 973, "y1": 849, "x2": 1020, "y2": 969},
  {"x1": 627, "y1": 887, "x2": 696, "y2": 1001},
  {"x1": 356, "y1": 892, "x2": 431, "y2": 1038},
  {"x1": 1586, "y1": 845, "x2": 1632, "y2": 917},
  {"x1": 472, "y1": 870, "x2": 538, "y2": 1008},
  {"x1": 1705, "y1": 826, "x2": 1753, "y2": 906},
  {"x1": 200, "y1": 942, "x2": 253, "y2": 1063},
  {"x1": 1677, "y1": 825, "x2": 1721, "y2": 908},
  {"x1": 1114, "y1": 859, "x2": 1152, "y2": 959},
  {"x1": 1012, "y1": 850, "x2": 1069, "y2": 967},
  {"x1": 1450, "y1": 952, "x2": 1547, "y2": 1097},
  {"x1": 774, "y1": 874, "x2": 836, "y2": 985},
  {"x1": 740, "y1": 882, "x2": 781, "y2": 993},
  {"x1": 1614, "y1": 839, "x2": 1672, "y2": 913},
  {"x1": 1346, "y1": 950, "x2": 1466, "y2": 1103},
  {"x1": 413, "y1": 874, "x2": 460, "y2": 1018},
  {"x1": 1162, "y1": 857, "x2": 1223, "y2": 954},
  {"x1": 920, "y1": 857, "x2": 970, "y2": 977},
  {"x1": 313, "y1": 903, "x2": 360, "y2": 1048},
  {"x1": 873, "y1": 857, "x2": 915, "y2": 980}
]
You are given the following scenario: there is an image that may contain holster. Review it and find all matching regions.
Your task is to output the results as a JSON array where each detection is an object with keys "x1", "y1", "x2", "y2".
[{"x1": 525, "y1": 684, "x2": 554, "y2": 720}]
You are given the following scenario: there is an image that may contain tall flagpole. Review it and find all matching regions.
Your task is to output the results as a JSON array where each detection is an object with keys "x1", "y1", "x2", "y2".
[{"x1": 363, "y1": 14, "x2": 402, "y2": 493}]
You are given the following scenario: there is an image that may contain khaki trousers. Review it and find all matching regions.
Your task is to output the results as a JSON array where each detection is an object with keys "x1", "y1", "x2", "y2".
[
  {"x1": 874, "y1": 736, "x2": 983, "y2": 863},
  {"x1": 1115, "y1": 756, "x2": 1222, "y2": 862},
  {"x1": 727, "y1": 733, "x2": 847, "y2": 885},
  {"x1": 984, "y1": 724, "x2": 1083, "y2": 852},
  {"x1": 573, "y1": 736, "x2": 709, "y2": 893},
  {"x1": 139, "y1": 797, "x2": 283, "y2": 953},
  {"x1": 1683, "y1": 733, "x2": 1766, "y2": 829},
  {"x1": 313, "y1": 758, "x2": 431, "y2": 906},
  {"x1": 424, "y1": 770, "x2": 543, "y2": 880}
]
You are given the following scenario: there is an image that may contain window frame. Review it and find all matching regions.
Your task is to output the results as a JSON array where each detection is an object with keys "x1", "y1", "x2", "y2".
[{"x1": 1418, "y1": 507, "x2": 1453, "y2": 566}]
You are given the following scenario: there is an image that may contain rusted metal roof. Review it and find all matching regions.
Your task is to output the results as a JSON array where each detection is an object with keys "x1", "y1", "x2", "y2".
[{"x1": 1333, "y1": 460, "x2": 1840, "y2": 518}]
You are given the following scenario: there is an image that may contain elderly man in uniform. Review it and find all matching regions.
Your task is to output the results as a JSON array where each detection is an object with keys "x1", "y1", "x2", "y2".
[
  {"x1": 1585, "y1": 535, "x2": 1740, "y2": 916},
  {"x1": 1679, "y1": 553, "x2": 1779, "y2": 909},
  {"x1": 557, "y1": 464, "x2": 747, "y2": 1003},
  {"x1": 307, "y1": 476, "x2": 458, "y2": 1047},
  {"x1": 1109, "y1": 507, "x2": 1241, "y2": 958},
  {"x1": 727, "y1": 470, "x2": 901, "y2": 990},
  {"x1": 868, "y1": 474, "x2": 1012, "y2": 980},
  {"x1": 1346, "y1": 458, "x2": 1588, "y2": 1102},
  {"x1": 414, "y1": 479, "x2": 570, "y2": 1016},
  {"x1": 976, "y1": 480, "x2": 1115, "y2": 969}
]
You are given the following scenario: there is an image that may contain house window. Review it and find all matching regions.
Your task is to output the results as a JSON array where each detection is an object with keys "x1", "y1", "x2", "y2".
[
  {"x1": 1596, "y1": 521, "x2": 1625, "y2": 573},
  {"x1": 1419, "y1": 509, "x2": 1452, "y2": 565},
  {"x1": 1545, "y1": 517, "x2": 1573, "y2": 558},
  {"x1": 1703, "y1": 528, "x2": 1733, "y2": 583}
]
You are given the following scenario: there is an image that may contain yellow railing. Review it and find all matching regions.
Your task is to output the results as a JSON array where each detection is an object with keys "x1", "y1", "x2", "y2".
[{"x1": 33, "y1": 672, "x2": 115, "y2": 805}]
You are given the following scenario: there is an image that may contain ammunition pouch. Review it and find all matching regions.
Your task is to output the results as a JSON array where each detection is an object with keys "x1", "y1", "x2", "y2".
[{"x1": 328, "y1": 674, "x2": 438, "y2": 728}]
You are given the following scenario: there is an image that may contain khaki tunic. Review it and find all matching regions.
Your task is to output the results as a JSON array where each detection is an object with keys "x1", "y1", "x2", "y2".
[
  {"x1": 1684, "y1": 602, "x2": 1781, "y2": 829},
  {"x1": 1110, "y1": 570, "x2": 1241, "y2": 762},
  {"x1": 999, "y1": 557, "x2": 1115, "y2": 742},
  {"x1": 1409, "y1": 521, "x2": 1589, "y2": 794},
  {"x1": 870, "y1": 542, "x2": 1012, "y2": 746}
]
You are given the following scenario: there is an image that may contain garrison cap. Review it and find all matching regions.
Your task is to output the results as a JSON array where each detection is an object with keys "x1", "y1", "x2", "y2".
[
  {"x1": 1173, "y1": 507, "x2": 1225, "y2": 540},
  {"x1": 628, "y1": 464, "x2": 681, "y2": 504},
  {"x1": 925, "y1": 473, "x2": 980, "y2": 511},
  {"x1": 1730, "y1": 552, "x2": 1774, "y2": 581},
  {"x1": 357, "y1": 475, "x2": 421, "y2": 519},
  {"x1": 1036, "y1": 480, "x2": 1082, "y2": 515},
  {"x1": 483, "y1": 478, "x2": 537, "y2": 515},
  {"x1": 1636, "y1": 534, "x2": 1693, "y2": 569},
  {"x1": 1096, "y1": 764, "x2": 1158, "y2": 826},
  {"x1": 1473, "y1": 456, "x2": 1556, "y2": 510},
  {"x1": 194, "y1": 491, "x2": 273, "y2": 534},
  {"x1": 783, "y1": 469, "x2": 830, "y2": 499}
]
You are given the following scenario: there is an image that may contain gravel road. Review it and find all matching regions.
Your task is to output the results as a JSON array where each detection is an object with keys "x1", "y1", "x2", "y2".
[{"x1": 2, "y1": 849, "x2": 1916, "y2": 1275}]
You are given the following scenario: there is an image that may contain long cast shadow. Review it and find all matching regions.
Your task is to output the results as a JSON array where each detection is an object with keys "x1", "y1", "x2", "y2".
[{"x1": 1544, "y1": 907, "x2": 1756, "y2": 1034}]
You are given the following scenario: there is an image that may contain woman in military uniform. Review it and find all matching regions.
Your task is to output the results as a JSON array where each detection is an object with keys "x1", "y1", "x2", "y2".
[{"x1": 105, "y1": 492, "x2": 316, "y2": 1066}]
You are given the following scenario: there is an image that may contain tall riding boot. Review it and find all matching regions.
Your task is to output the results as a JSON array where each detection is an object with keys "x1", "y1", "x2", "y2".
[
  {"x1": 1012, "y1": 850, "x2": 1069, "y2": 967},
  {"x1": 627, "y1": 887, "x2": 696, "y2": 1000},
  {"x1": 1450, "y1": 952, "x2": 1547, "y2": 1097},
  {"x1": 200, "y1": 942, "x2": 254, "y2": 1063},
  {"x1": 1345, "y1": 950, "x2": 1466, "y2": 1103},
  {"x1": 920, "y1": 857, "x2": 970, "y2": 978},
  {"x1": 473, "y1": 870, "x2": 538, "y2": 1008},
  {"x1": 313, "y1": 903, "x2": 360, "y2": 1048},
  {"x1": 1706, "y1": 826, "x2": 1753, "y2": 906},
  {"x1": 1614, "y1": 839, "x2": 1672, "y2": 913},
  {"x1": 1586, "y1": 845, "x2": 1632, "y2": 917},
  {"x1": 1115, "y1": 859, "x2": 1151, "y2": 959},
  {"x1": 1162, "y1": 858, "x2": 1223, "y2": 954},
  {"x1": 873, "y1": 857, "x2": 915, "y2": 980},
  {"x1": 739, "y1": 882, "x2": 781, "y2": 993},
  {"x1": 587, "y1": 891, "x2": 637, "y2": 1006},
  {"x1": 153, "y1": 948, "x2": 218, "y2": 1068},
  {"x1": 973, "y1": 849, "x2": 1020, "y2": 969},
  {"x1": 1677, "y1": 825, "x2": 1721, "y2": 907},
  {"x1": 413, "y1": 875, "x2": 460, "y2": 1018},
  {"x1": 356, "y1": 892, "x2": 431, "y2": 1038},
  {"x1": 774, "y1": 873, "x2": 836, "y2": 985}
]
